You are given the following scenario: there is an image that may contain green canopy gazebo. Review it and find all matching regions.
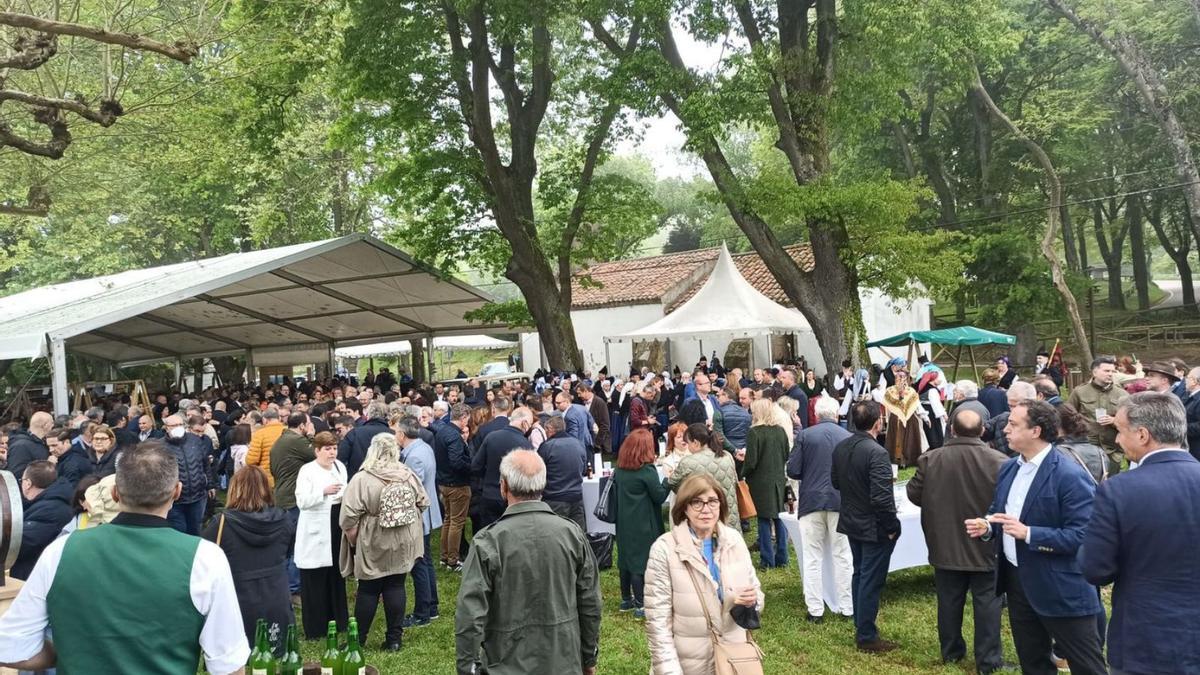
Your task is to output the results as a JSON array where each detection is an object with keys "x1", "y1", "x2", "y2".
[{"x1": 867, "y1": 326, "x2": 1016, "y2": 381}]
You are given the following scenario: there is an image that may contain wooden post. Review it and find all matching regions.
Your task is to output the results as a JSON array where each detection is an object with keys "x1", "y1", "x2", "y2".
[
  {"x1": 952, "y1": 344, "x2": 964, "y2": 382},
  {"x1": 968, "y1": 345, "x2": 980, "y2": 382}
]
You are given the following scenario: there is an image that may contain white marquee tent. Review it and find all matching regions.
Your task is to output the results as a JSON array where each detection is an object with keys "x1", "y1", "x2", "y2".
[
  {"x1": 0, "y1": 234, "x2": 508, "y2": 412},
  {"x1": 605, "y1": 244, "x2": 813, "y2": 362}
]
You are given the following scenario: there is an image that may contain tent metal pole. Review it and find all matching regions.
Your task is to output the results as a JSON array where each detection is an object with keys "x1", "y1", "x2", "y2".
[
  {"x1": 766, "y1": 335, "x2": 773, "y2": 367},
  {"x1": 245, "y1": 349, "x2": 255, "y2": 385},
  {"x1": 604, "y1": 340, "x2": 611, "y2": 373},
  {"x1": 50, "y1": 337, "x2": 69, "y2": 415},
  {"x1": 174, "y1": 358, "x2": 182, "y2": 391}
]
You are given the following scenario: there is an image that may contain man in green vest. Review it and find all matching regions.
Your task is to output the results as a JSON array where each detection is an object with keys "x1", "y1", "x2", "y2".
[{"x1": 0, "y1": 442, "x2": 250, "y2": 674}]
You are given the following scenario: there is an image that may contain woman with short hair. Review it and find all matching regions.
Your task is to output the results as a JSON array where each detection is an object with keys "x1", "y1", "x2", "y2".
[
  {"x1": 294, "y1": 430, "x2": 349, "y2": 639},
  {"x1": 614, "y1": 429, "x2": 671, "y2": 617},
  {"x1": 202, "y1": 465, "x2": 294, "y2": 655},
  {"x1": 340, "y1": 433, "x2": 429, "y2": 652},
  {"x1": 643, "y1": 474, "x2": 764, "y2": 674},
  {"x1": 87, "y1": 425, "x2": 119, "y2": 478},
  {"x1": 228, "y1": 423, "x2": 252, "y2": 473}
]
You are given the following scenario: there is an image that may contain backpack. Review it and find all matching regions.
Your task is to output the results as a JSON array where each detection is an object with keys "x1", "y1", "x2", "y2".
[{"x1": 378, "y1": 479, "x2": 420, "y2": 528}]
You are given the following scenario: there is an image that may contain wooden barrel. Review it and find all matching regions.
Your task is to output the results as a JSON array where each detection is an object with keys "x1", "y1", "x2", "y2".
[{"x1": 0, "y1": 471, "x2": 22, "y2": 579}]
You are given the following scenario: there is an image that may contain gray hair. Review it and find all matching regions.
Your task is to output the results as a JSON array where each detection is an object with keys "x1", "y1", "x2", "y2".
[
  {"x1": 262, "y1": 408, "x2": 281, "y2": 420},
  {"x1": 814, "y1": 396, "x2": 840, "y2": 421},
  {"x1": 1007, "y1": 381, "x2": 1036, "y2": 403},
  {"x1": 499, "y1": 449, "x2": 546, "y2": 499},
  {"x1": 396, "y1": 416, "x2": 422, "y2": 440},
  {"x1": 776, "y1": 396, "x2": 798, "y2": 415},
  {"x1": 366, "y1": 400, "x2": 390, "y2": 421},
  {"x1": 1120, "y1": 391, "x2": 1187, "y2": 447},
  {"x1": 544, "y1": 414, "x2": 566, "y2": 435},
  {"x1": 360, "y1": 432, "x2": 402, "y2": 474},
  {"x1": 432, "y1": 401, "x2": 450, "y2": 415},
  {"x1": 116, "y1": 443, "x2": 180, "y2": 509},
  {"x1": 955, "y1": 380, "x2": 979, "y2": 398},
  {"x1": 405, "y1": 405, "x2": 422, "y2": 418}
]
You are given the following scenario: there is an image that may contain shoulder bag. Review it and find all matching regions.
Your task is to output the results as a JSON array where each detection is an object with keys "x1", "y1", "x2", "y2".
[
  {"x1": 735, "y1": 480, "x2": 757, "y2": 520},
  {"x1": 594, "y1": 475, "x2": 618, "y2": 524},
  {"x1": 683, "y1": 556, "x2": 764, "y2": 675}
]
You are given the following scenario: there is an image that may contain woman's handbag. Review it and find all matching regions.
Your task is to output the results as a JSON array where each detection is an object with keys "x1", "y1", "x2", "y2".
[
  {"x1": 684, "y1": 562, "x2": 764, "y2": 675},
  {"x1": 593, "y1": 476, "x2": 618, "y2": 524},
  {"x1": 735, "y1": 480, "x2": 757, "y2": 520}
]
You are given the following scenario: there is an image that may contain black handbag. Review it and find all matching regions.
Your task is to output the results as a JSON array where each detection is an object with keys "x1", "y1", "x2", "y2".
[
  {"x1": 588, "y1": 532, "x2": 614, "y2": 569},
  {"x1": 593, "y1": 476, "x2": 618, "y2": 524}
]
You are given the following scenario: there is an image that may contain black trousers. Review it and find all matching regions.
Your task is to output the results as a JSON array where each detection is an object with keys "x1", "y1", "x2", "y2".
[
  {"x1": 356, "y1": 573, "x2": 407, "y2": 644},
  {"x1": 934, "y1": 568, "x2": 1003, "y2": 671},
  {"x1": 545, "y1": 499, "x2": 587, "y2": 532},
  {"x1": 299, "y1": 566, "x2": 348, "y2": 639},
  {"x1": 478, "y1": 498, "x2": 508, "y2": 528},
  {"x1": 1002, "y1": 562, "x2": 1107, "y2": 675},
  {"x1": 619, "y1": 569, "x2": 645, "y2": 605}
]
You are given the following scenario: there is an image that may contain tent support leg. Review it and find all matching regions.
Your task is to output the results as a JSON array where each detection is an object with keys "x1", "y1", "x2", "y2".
[
  {"x1": 953, "y1": 345, "x2": 963, "y2": 382},
  {"x1": 968, "y1": 345, "x2": 979, "y2": 382},
  {"x1": 174, "y1": 358, "x2": 182, "y2": 391},
  {"x1": 50, "y1": 337, "x2": 69, "y2": 415},
  {"x1": 245, "y1": 349, "x2": 255, "y2": 385},
  {"x1": 328, "y1": 344, "x2": 337, "y2": 382},
  {"x1": 604, "y1": 341, "x2": 611, "y2": 373},
  {"x1": 426, "y1": 334, "x2": 435, "y2": 381},
  {"x1": 766, "y1": 336, "x2": 773, "y2": 367}
]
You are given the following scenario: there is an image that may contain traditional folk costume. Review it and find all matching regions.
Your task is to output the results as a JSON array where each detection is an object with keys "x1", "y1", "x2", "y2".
[{"x1": 882, "y1": 384, "x2": 925, "y2": 467}]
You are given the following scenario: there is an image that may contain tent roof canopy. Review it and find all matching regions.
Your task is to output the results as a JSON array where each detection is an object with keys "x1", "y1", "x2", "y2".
[
  {"x1": 866, "y1": 326, "x2": 1016, "y2": 348},
  {"x1": 0, "y1": 234, "x2": 508, "y2": 364},
  {"x1": 606, "y1": 244, "x2": 813, "y2": 343}
]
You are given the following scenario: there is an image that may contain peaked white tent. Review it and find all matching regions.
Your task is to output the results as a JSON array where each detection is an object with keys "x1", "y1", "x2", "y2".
[{"x1": 605, "y1": 244, "x2": 812, "y2": 360}]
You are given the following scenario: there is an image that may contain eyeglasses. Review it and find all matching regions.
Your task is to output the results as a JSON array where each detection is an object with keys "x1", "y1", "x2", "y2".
[{"x1": 687, "y1": 498, "x2": 722, "y2": 512}]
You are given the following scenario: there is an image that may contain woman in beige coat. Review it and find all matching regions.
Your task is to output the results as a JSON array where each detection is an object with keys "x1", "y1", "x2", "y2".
[
  {"x1": 340, "y1": 433, "x2": 429, "y2": 651},
  {"x1": 644, "y1": 474, "x2": 764, "y2": 674}
]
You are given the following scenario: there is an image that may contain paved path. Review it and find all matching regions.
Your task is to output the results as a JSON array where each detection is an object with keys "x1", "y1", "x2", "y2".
[{"x1": 1154, "y1": 279, "x2": 1199, "y2": 308}]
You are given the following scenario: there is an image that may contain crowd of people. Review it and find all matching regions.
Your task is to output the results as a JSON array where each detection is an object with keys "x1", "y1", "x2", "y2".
[{"x1": 0, "y1": 348, "x2": 1197, "y2": 674}]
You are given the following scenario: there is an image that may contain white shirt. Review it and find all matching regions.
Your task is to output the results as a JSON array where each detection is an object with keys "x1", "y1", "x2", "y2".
[
  {"x1": 1130, "y1": 447, "x2": 1188, "y2": 469},
  {"x1": 0, "y1": 525, "x2": 249, "y2": 674},
  {"x1": 1003, "y1": 444, "x2": 1053, "y2": 566}
]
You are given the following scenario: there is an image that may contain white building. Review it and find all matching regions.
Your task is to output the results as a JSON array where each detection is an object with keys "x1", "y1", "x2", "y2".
[{"x1": 520, "y1": 244, "x2": 932, "y2": 375}]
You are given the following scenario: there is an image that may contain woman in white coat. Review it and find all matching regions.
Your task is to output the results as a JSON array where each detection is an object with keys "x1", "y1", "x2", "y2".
[
  {"x1": 644, "y1": 474, "x2": 764, "y2": 674},
  {"x1": 294, "y1": 430, "x2": 349, "y2": 639}
]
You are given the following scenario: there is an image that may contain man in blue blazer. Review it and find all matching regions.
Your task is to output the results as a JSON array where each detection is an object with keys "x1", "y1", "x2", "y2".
[
  {"x1": 1082, "y1": 391, "x2": 1200, "y2": 674},
  {"x1": 966, "y1": 400, "x2": 1106, "y2": 675}
]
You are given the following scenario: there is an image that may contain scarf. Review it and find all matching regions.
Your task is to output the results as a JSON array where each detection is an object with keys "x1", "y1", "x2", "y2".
[{"x1": 882, "y1": 385, "x2": 921, "y2": 426}]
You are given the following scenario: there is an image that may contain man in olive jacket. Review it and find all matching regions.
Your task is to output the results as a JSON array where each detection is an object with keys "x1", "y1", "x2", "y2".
[
  {"x1": 456, "y1": 450, "x2": 601, "y2": 675},
  {"x1": 269, "y1": 412, "x2": 315, "y2": 596},
  {"x1": 906, "y1": 409, "x2": 1006, "y2": 673}
]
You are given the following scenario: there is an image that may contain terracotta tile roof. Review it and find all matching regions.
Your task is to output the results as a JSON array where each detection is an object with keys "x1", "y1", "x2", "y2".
[{"x1": 571, "y1": 244, "x2": 814, "y2": 311}]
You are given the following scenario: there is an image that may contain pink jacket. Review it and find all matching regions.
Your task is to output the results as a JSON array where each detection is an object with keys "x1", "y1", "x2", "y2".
[{"x1": 643, "y1": 522, "x2": 764, "y2": 674}]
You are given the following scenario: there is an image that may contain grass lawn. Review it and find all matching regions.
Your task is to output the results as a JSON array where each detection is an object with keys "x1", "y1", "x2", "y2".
[{"x1": 275, "y1": 479, "x2": 1081, "y2": 675}]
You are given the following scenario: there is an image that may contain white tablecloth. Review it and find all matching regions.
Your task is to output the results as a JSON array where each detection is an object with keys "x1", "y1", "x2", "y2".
[
  {"x1": 582, "y1": 467, "x2": 668, "y2": 535},
  {"x1": 779, "y1": 482, "x2": 928, "y2": 614}
]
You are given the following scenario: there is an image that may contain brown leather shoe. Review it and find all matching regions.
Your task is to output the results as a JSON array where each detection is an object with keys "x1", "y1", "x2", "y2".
[{"x1": 856, "y1": 638, "x2": 899, "y2": 653}]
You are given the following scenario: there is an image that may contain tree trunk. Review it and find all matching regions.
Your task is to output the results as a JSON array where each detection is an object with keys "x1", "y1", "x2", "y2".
[
  {"x1": 211, "y1": 356, "x2": 244, "y2": 386},
  {"x1": 970, "y1": 65, "x2": 1093, "y2": 365},
  {"x1": 1148, "y1": 196, "x2": 1197, "y2": 311},
  {"x1": 411, "y1": 339, "x2": 426, "y2": 384},
  {"x1": 1046, "y1": 0, "x2": 1200, "y2": 247},
  {"x1": 1127, "y1": 196, "x2": 1150, "y2": 310},
  {"x1": 1093, "y1": 201, "x2": 1128, "y2": 310},
  {"x1": 1061, "y1": 203, "x2": 1080, "y2": 271}
]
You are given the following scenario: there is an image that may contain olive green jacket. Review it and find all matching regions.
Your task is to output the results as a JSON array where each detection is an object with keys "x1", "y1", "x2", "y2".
[
  {"x1": 455, "y1": 500, "x2": 602, "y2": 675},
  {"x1": 1067, "y1": 380, "x2": 1129, "y2": 454}
]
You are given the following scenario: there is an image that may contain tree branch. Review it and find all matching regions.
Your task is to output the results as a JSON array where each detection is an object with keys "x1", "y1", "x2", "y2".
[
  {"x1": 0, "y1": 90, "x2": 122, "y2": 126},
  {"x1": 0, "y1": 11, "x2": 198, "y2": 63},
  {"x1": 0, "y1": 106, "x2": 70, "y2": 158},
  {"x1": 0, "y1": 32, "x2": 57, "y2": 69}
]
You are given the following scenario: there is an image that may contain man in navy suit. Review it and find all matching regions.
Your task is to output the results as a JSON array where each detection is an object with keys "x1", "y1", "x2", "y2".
[
  {"x1": 1082, "y1": 391, "x2": 1200, "y2": 674},
  {"x1": 966, "y1": 400, "x2": 1106, "y2": 675}
]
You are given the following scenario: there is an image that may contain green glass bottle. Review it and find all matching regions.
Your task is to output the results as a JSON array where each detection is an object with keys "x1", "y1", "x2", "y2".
[
  {"x1": 249, "y1": 620, "x2": 276, "y2": 675},
  {"x1": 340, "y1": 621, "x2": 367, "y2": 675},
  {"x1": 320, "y1": 621, "x2": 340, "y2": 675},
  {"x1": 247, "y1": 619, "x2": 265, "y2": 668},
  {"x1": 278, "y1": 624, "x2": 302, "y2": 675}
]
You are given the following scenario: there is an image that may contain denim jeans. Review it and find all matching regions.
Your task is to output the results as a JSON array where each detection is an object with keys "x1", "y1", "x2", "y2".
[
  {"x1": 410, "y1": 532, "x2": 439, "y2": 620},
  {"x1": 167, "y1": 499, "x2": 205, "y2": 536},
  {"x1": 849, "y1": 536, "x2": 896, "y2": 643},
  {"x1": 284, "y1": 507, "x2": 301, "y2": 594},
  {"x1": 756, "y1": 517, "x2": 789, "y2": 567}
]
